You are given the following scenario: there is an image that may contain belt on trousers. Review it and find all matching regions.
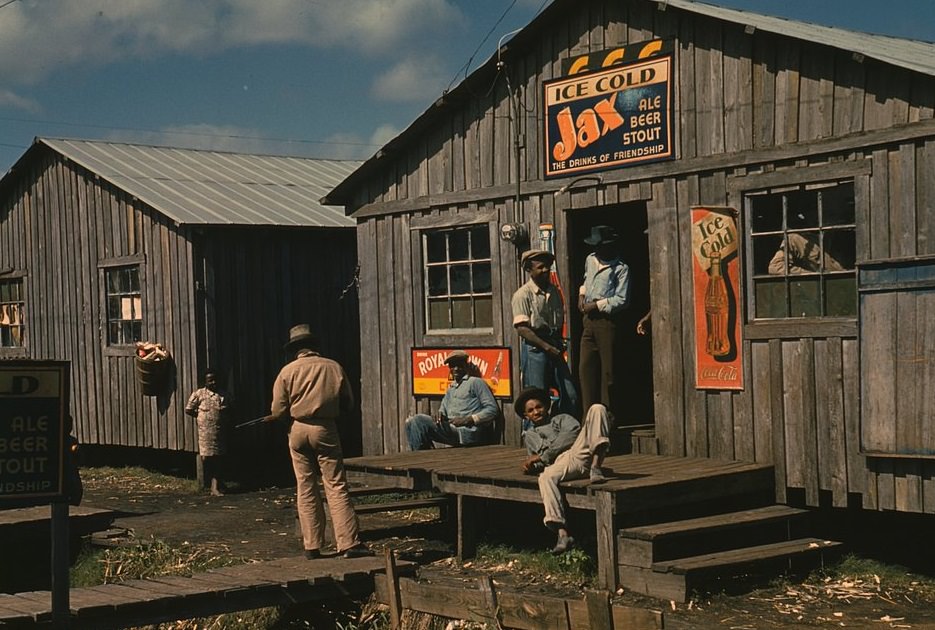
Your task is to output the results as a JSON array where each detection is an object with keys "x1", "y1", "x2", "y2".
[{"x1": 291, "y1": 416, "x2": 337, "y2": 424}]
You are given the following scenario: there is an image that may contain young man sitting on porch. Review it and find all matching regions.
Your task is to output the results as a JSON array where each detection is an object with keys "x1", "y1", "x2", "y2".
[
  {"x1": 515, "y1": 388, "x2": 611, "y2": 554},
  {"x1": 405, "y1": 350, "x2": 499, "y2": 450},
  {"x1": 515, "y1": 387, "x2": 580, "y2": 476}
]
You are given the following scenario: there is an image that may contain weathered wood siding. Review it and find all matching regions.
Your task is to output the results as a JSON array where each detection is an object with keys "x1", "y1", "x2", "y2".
[
  {"x1": 347, "y1": 0, "x2": 935, "y2": 512},
  {"x1": 0, "y1": 152, "x2": 362, "y2": 464},
  {"x1": 0, "y1": 151, "x2": 198, "y2": 450},
  {"x1": 197, "y1": 227, "x2": 361, "y2": 459}
]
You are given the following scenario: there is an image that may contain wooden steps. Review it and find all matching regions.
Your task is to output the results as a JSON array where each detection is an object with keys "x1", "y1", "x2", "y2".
[
  {"x1": 617, "y1": 505, "x2": 842, "y2": 602},
  {"x1": 353, "y1": 496, "x2": 451, "y2": 515}
]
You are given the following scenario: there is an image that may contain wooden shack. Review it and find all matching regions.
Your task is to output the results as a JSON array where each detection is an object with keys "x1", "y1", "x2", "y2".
[
  {"x1": 0, "y1": 138, "x2": 361, "y2": 472},
  {"x1": 323, "y1": 0, "x2": 935, "y2": 514}
]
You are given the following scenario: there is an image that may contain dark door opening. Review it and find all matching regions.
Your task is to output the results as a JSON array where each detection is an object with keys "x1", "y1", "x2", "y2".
[{"x1": 566, "y1": 203, "x2": 654, "y2": 427}]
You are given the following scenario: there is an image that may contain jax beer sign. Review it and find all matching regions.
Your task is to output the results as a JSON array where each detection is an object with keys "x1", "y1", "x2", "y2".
[
  {"x1": 411, "y1": 347, "x2": 512, "y2": 399},
  {"x1": 0, "y1": 361, "x2": 70, "y2": 506},
  {"x1": 544, "y1": 52, "x2": 673, "y2": 179},
  {"x1": 690, "y1": 208, "x2": 744, "y2": 390}
]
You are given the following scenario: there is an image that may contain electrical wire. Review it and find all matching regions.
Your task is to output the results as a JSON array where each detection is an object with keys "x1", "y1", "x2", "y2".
[{"x1": 445, "y1": 0, "x2": 518, "y2": 94}]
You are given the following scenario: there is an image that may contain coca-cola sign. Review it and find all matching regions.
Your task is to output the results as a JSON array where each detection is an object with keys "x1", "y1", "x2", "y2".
[{"x1": 690, "y1": 208, "x2": 744, "y2": 390}]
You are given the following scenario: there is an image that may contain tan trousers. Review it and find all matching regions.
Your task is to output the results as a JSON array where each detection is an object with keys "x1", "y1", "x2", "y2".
[
  {"x1": 288, "y1": 419, "x2": 360, "y2": 553},
  {"x1": 538, "y1": 404, "x2": 611, "y2": 528}
]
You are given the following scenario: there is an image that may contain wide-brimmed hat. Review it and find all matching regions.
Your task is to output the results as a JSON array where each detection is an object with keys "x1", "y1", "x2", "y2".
[
  {"x1": 513, "y1": 387, "x2": 551, "y2": 416},
  {"x1": 283, "y1": 324, "x2": 319, "y2": 351},
  {"x1": 443, "y1": 349, "x2": 470, "y2": 365},
  {"x1": 583, "y1": 225, "x2": 619, "y2": 246},
  {"x1": 520, "y1": 249, "x2": 555, "y2": 268}
]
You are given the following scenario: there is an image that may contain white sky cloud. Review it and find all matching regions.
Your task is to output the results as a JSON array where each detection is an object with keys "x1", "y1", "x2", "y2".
[
  {"x1": 0, "y1": 0, "x2": 464, "y2": 84},
  {"x1": 372, "y1": 55, "x2": 448, "y2": 103},
  {"x1": 0, "y1": 90, "x2": 40, "y2": 113}
]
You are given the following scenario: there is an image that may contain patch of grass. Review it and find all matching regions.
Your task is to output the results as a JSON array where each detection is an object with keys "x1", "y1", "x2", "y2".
[
  {"x1": 70, "y1": 538, "x2": 244, "y2": 586},
  {"x1": 476, "y1": 542, "x2": 596, "y2": 585},
  {"x1": 80, "y1": 465, "x2": 200, "y2": 494}
]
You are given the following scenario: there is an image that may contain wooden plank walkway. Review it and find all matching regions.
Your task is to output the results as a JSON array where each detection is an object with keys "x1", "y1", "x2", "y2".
[
  {"x1": 0, "y1": 555, "x2": 416, "y2": 629},
  {"x1": 345, "y1": 446, "x2": 775, "y2": 589},
  {"x1": 0, "y1": 505, "x2": 115, "y2": 532}
]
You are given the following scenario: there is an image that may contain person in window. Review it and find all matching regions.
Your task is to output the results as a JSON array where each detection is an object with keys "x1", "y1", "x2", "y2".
[
  {"x1": 511, "y1": 250, "x2": 578, "y2": 416},
  {"x1": 578, "y1": 225, "x2": 630, "y2": 419},
  {"x1": 768, "y1": 232, "x2": 845, "y2": 275},
  {"x1": 405, "y1": 350, "x2": 499, "y2": 450},
  {"x1": 267, "y1": 324, "x2": 372, "y2": 559},
  {"x1": 185, "y1": 369, "x2": 231, "y2": 496},
  {"x1": 515, "y1": 387, "x2": 580, "y2": 476}
]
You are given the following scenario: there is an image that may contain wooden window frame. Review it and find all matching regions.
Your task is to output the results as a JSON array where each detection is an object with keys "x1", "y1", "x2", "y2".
[
  {"x1": 103, "y1": 264, "x2": 144, "y2": 348},
  {"x1": 728, "y1": 161, "x2": 868, "y2": 338},
  {"x1": 415, "y1": 217, "x2": 495, "y2": 335},
  {"x1": 0, "y1": 271, "x2": 27, "y2": 355}
]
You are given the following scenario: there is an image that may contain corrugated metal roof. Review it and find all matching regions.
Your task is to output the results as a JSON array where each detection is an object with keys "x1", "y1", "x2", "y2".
[
  {"x1": 38, "y1": 138, "x2": 359, "y2": 228},
  {"x1": 659, "y1": 0, "x2": 935, "y2": 76},
  {"x1": 324, "y1": 0, "x2": 935, "y2": 206}
]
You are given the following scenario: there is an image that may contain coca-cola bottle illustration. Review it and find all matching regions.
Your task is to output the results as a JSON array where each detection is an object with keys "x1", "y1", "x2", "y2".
[
  {"x1": 704, "y1": 252, "x2": 730, "y2": 357},
  {"x1": 490, "y1": 351, "x2": 504, "y2": 388}
]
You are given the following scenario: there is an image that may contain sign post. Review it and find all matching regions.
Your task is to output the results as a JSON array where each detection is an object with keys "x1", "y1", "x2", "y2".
[{"x1": 0, "y1": 361, "x2": 71, "y2": 627}]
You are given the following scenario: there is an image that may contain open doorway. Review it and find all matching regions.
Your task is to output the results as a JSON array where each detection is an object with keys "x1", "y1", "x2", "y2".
[{"x1": 566, "y1": 203, "x2": 654, "y2": 428}]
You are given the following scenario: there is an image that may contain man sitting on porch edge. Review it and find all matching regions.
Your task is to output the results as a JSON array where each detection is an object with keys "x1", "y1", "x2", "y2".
[
  {"x1": 405, "y1": 350, "x2": 499, "y2": 450},
  {"x1": 515, "y1": 387, "x2": 580, "y2": 476}
]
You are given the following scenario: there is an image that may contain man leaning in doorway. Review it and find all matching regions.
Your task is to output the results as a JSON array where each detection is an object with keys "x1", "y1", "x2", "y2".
[
  {"x1": 511, "y1": 249, "x2": 578, "y2": 416},
  {"x1": 405, "y1": 350, "x2": 499, "y2": 450},
  {"x1": 578, "y1": 225, "x2": 630, "y2": 420},
  {"x1": 267, "y1": 324, "x2": 372, "y2": 559}
]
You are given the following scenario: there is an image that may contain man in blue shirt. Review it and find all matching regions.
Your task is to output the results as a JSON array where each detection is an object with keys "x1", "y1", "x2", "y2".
[
  {"x1": 578, "y1": 225, "x2": 630, "y2": 419},
  {"x1": 405, "y1": 350, "x2": 499, "y2": 450}
]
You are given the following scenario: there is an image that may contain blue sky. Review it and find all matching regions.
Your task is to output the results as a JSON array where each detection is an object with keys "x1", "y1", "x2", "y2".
[{"x1": 1, "y1": 0, "x2": 934, "y2": 175}]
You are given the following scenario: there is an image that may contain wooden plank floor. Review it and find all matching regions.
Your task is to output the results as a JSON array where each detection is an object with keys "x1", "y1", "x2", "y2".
[
  {"x1": 0, "y1": 555, "x2": 415, "y2": 629},
  {"x1": 0, "y1": 505, "x2": 115, "y2": 530},
  {"x1": 346, "y1": 446, "x2": 775, "y2": 514}
]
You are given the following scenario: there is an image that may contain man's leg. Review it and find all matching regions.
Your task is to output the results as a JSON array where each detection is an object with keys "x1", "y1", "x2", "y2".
[
  {"x1": 579, "y1": 404, "x2": 612, "y2": 481},
  {"x1": 551, "y1": 356, "x2": 579, "y2": 417},
  {"x1": 592, "y1": 319, "x2": 619, "y2": 414},
  {"x1": 406, "y1": 414, "x2": 461, "y2": 450},
  {"x1": 578, "y1": 319, "x2": 601, "y2": 412},
  {"x1": 288, "y1": 423, "x2": 327, "y2": 553},
  {"x1": 538, "y1": 450, "x2": 587, "y2": 553},
  {"x1": 310, "y1": 420, "x2": 366, "y2": 555},
  {"x1": 521, "y1": 342, "x2": 549, "y2": 390}
]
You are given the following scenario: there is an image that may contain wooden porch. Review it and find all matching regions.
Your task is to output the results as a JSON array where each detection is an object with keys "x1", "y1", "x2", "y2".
[{"x1": 344, "y1": 446, "x2": 784, "y2": 592}]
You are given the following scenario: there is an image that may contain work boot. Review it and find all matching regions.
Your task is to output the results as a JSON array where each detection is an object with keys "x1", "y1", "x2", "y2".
[
  {"x1": 342, "y1": 544, "x2": 374, "y2": 559},
  {"x1": 551, "y1": 534, "x2": 575, "y2": 555},
  {"x1": 304, "y1": 549, "x2": 320, "y2": 560},
  {"x1": 589, "y1": 467, "x2": 607, "y2": 483}
]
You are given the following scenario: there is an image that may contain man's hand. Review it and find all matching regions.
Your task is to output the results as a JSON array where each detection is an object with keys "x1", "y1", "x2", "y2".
[
  {"x1": 545, "y1": 344, "x2": 563, "y2": 358},
  {"x1": 262, "y1": 414, "x2": 279, "y2": 423},
  {"x1": 448, "y1": 416, "x2": 474, "y2": 427},
  {"x1": 522, "y1": 455, "x2": 542, "y2": 473},
  {"x1": 432, "y1": 412, "x2": 448, "y2": 425},
  {"x1": 581, "y1": 300, "x2": 599, "y2": 314},
  {"x1": 577, "y1": 295, "x2": 586, "y2": 313}
]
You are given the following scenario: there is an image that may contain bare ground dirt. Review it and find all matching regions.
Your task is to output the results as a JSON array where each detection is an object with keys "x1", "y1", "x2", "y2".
[{"x1": 76, "y1": 468, "x2": 935, "y2": 629}]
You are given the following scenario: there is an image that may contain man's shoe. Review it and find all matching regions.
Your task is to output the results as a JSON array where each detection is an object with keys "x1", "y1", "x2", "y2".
[
  {"x1": 342, "y1": 544, "x2": 374, "y2": 559},
  {"x1": 551, "y1": 535, "x2": 575, "y2": 554},
  {"x1": 589, "y1": 467, "x2": 607, "y2": 483},
  {"x1": 304, "y1": 549, "x2": 320, "y2": 560}
]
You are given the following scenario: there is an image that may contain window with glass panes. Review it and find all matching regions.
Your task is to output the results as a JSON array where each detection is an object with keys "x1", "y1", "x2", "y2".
[
  {"x1": 105, "y1": 266, "x2": 143, "y2": 344},
  {"x1": 747, "y1": 181, "x2": 856, "y2": 319},
  {"x1": 0, "y1": 278, "x2": 25, "y2": 347},
  {"x1": 423, "y1": 225, "x2": 493, "y2": 331}
]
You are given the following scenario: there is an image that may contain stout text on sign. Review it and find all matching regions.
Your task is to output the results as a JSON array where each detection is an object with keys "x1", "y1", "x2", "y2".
[{"x1": 0, "y1": 361, "x2": 70, "y2": 507}]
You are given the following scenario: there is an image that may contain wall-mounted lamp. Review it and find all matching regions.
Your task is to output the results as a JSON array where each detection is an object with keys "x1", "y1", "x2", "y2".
[
  {"x1": 553, "y1": 175, "x2": 604, "y2": 196},
  {"x1": 499, "y1": 222, "x2": 528, "y2": 244}
]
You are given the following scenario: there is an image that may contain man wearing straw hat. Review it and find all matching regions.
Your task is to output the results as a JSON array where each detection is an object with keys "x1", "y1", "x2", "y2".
[{"x1": 267, "y1": 324, "x2": 372, "y2": 559}]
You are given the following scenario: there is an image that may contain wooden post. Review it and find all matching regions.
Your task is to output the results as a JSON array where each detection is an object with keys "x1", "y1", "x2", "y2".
[
  {"x1": 50, "y1": 501, "x2": 70, "y2": 628},
  {"x1": 595, "y1": 490, "x2": 618, "y2": 590},
  {"x1": 196, "y1": 454, "x2": 205, "y2": 489},
  {"x1": 457, "y1": 495, "x2": 478, "y2": 561},
  {"x1": 384, "y1": 548, "x2": 402, "y2": 630},
  {"x1": 585, "y1": 590, "x2": 613, "y2": 630},
  {"x1": 477, "y1": 575, "x2": 500, "y2": 626}
]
